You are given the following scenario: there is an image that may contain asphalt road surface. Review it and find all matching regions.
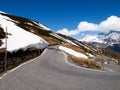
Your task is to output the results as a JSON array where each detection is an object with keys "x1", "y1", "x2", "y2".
[{"x1": 0, "y1": 46, "x2": 120, "y2": 90}]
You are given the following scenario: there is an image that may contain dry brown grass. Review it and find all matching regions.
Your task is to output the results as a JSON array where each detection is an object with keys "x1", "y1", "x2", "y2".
[
  {"x1": 0, "y1": 48, "x2": 5, "y2": 53},
  {"x1": 70, "y1": 55, "x2": 101, "y2": 69},
  {"x1": 40, "y1": 35, "x2": 61, "y2": 45},
  {"x1": 95, "y1": 58, "x2": 105, "y2": 64},
  {"x1": 0, "y1": 40, "x2": 4, "y2": 46},
  {"x1": 60, "y1": 44, "x2": 101, "y2": 69}
]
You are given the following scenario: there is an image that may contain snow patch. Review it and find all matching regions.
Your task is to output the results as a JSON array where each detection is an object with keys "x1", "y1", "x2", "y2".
[
  {"x1": 66, "y1": 40, "x2": 78, "y2": 46},
  {"x1": 50, "y1": 33, "x2": 67, "y2": 42},
  {"x1": 27, "y1": 22, "x2": 34, "y2": 26},
  {"x1": 33, "y1": 21, "x2": 50, "y2": 30},
  {"x1": 0, "y1": 13, "x2": 48, "y2": 52},
  {"x1": 59, "y1": 46, "x2": 88, "y2": 59},
  {"x1": 86, "y1": 53, "x2": 94, "y2": 57}
]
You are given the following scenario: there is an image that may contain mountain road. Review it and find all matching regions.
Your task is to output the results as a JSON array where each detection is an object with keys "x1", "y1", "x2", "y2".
[{"x1": 0, "y1": 46, "x2": 120, "y2": 90}]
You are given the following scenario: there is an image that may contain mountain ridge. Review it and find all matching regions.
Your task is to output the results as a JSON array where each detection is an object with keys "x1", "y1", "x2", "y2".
[
  {"x1": 82, "y1": 30, "x2": 120, "y2": 53},
  {"x1": 0, "y1": 11, "x2": 120, "y2": 73}
]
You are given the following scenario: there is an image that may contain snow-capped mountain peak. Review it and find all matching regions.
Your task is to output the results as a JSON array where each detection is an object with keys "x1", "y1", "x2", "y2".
[
  {"x1": 81, "y1": 30, "x2": 120, "y2": 53},
  {"x1": 81, "y1": 35, "x2": 103, "y2": 43},
  {"x1": 105, "y1": 31, "x2": 120, "y2": 42},
  {"x1": 82, "y1": 30, "x2": 120, "y2": 44}
]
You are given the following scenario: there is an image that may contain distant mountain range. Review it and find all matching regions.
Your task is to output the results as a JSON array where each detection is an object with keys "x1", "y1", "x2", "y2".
[{"x1": 82, "y1": 30, "x2": 120, "y2": 53}]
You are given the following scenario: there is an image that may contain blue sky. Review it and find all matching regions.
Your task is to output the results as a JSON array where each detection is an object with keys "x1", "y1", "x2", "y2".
[{"x1": 0, "y1": 0, "x2": 120, "y2": 39}]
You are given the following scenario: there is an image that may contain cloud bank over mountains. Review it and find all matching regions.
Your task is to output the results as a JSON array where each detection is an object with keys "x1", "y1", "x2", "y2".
[{"x1": 57, "y1": 16, "x2": 120, "y2": 36}]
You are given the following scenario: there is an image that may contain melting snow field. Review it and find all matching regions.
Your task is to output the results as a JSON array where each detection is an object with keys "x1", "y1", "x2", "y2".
[
  {"x1": 0, "y1": 13, "x2": 48, "y2": 52},
  {"x1": 59, "y1": 46, "x2": 88, "y2": 59}
]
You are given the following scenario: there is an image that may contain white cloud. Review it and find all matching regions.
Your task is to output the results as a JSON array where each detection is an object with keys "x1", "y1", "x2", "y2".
[
  {"x1": 78, "y1": 21, "x2": 98, "y2": 31},
  {"x1": 56, "y1": 15, "x2": 120, "y2": 36},
  {"x1": 57, "y1": 28, "x2": 79, "y2": 35},
  {"x1": 99, "y1": 16, "x2": 120, "y2": 31}
]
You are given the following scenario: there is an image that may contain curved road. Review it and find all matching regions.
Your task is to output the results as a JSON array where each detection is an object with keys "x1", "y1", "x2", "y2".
[{"x1": 0, "y1": 46, "x2": 120, "y2": 90}]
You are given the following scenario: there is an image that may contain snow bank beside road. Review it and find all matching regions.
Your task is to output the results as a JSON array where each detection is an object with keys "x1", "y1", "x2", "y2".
[{"x1": 59, "y1": 46, "x2": 88, "y2": 59}]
